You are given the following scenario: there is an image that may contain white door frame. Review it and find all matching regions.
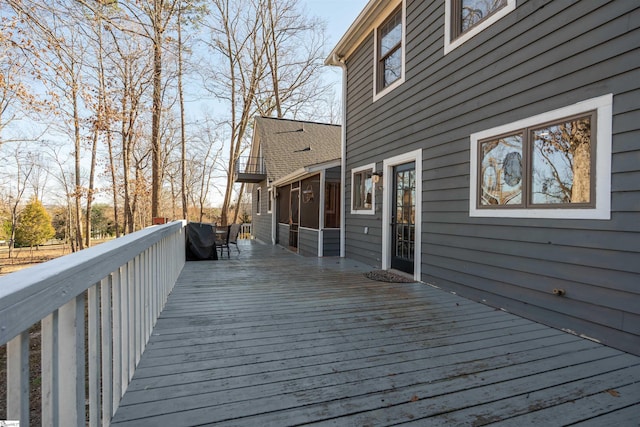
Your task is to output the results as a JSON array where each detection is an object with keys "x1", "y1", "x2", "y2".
[{"x1": 381, "y1": 149, "x2": 422, "y2": 281}]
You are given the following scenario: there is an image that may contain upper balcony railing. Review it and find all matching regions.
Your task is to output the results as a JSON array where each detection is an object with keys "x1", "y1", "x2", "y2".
[
  {"x1": 235, "y1": 156, "x2": 267, "y2": 183},
  {"x1": 0, "y1": 221, "x2": 186, "y2": 427}
]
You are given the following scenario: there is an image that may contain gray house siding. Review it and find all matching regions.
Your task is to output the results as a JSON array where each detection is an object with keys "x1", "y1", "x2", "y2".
[
  {"x1": 343, "y1": 1, "x2": 639, "y2": 354},
  {"x1": 325, "y1": 166, "x2": 341, "y2": 182},
  {"x1": 277, "y1": 223, "x2": 289, "y2": 248},
  {"x1": 298, "y1": 228, "x2": 319, "y2": 257},
  {"x1": 252, "y1": 183, "x2": 272, "y2": 244},
  {"x1": 323, "y1": 229, "x2": 341, "y2": 256}
]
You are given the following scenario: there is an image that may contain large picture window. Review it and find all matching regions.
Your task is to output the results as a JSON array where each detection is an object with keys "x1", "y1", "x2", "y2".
[
  {"x1": 351, "y1": 164, "x2": 375, "y2": 214},
  {"x1": 444, "y1": 0, "x2": 515, "y2": 54},
  {"x1": 373, "y1": 1, "x2": 405, "y2": 101},
  {"x1": 470, "y1": 94, "x2": 613, "y2": 219},
  {"x1": 479, "y1": 114, "x2": 594, "y2": 208}
]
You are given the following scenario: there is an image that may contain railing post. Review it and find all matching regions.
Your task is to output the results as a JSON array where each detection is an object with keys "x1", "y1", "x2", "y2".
[
  {"x1": 88, "y1": 282, "x2": 101, "y2": 427},
  {"x1": 127, "y1": 259, "x2": 135, "y2": 382},
  {"x1": 100, "y1": 276, "x2": 113, "y2": 426},
  {"x1": 112, "y1": 267, "x2": 123, "y2": 411},
  {"x1": 7, "y1": 331, "x2": 29, "y2": 426},
  {"x1": 58, "y1": 294, "x2": 86, "y2": 427},
  {"x1": 41, "y1": 312, "x2": 57, "y2": 426}
]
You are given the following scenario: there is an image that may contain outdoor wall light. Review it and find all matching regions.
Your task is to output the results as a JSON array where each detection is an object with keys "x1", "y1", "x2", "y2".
[{"x1": 372, "y1": 171, "x2": 383, "y2": 183}]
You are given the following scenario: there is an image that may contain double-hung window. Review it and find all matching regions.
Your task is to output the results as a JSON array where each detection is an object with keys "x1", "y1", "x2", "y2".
[
  {"x1": 470, "y1": 94, "x2": 613, "y2": 219},
  {"x1": 351, "y1": 164, "x2": 375, "y2": 214},
  {"x1": 445, "y1": 0, "x2": 516, "y2": 54},
  {"x1": 374, "y1": 2, "x2": 405, "y2": 100}
]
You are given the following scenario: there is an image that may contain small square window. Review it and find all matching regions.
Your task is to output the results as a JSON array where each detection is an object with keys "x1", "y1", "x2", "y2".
[
  {"x1": 470, "y1": 94, "x2": 613, "y2": 220},
  {"x1": 351, "y1": 164, "x2": 375, "y2": 214}
]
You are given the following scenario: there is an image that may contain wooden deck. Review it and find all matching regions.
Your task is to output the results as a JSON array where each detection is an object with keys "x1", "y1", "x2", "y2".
[{"x1": 111, "y1": 242, "x2": 640, "y2": 426}]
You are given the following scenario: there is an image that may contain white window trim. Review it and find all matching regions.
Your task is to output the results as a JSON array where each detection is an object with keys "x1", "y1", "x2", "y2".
[
  {"x1": 351, "y1": 163, "x2": 376, "y2": 215},
  {"x1": 256, "y1": 187, "x2": 262, "y2": 215},
  {"x1": 469, "y1": 94, "x2": 613, "y2": 220},
  {"x1": 373, "y1": 0, "x2": 406, "y2": 102},
  {"x1": 444, "y1": 0, "x2": 516, "y2": 55}
]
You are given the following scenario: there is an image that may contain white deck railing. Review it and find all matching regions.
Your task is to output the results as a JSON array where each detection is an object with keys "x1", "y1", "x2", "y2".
[
  {"x1": 239, "y1": 223, "x2": 252, "y2": 240},
  {"x1": 0, "y1": 221, "x2": 186, "y2": 427}
]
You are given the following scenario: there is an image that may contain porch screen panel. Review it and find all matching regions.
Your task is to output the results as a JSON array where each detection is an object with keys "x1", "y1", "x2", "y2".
[
  {"x1": 325, "y1": 181, "x2": 341, "y2": 228},
  {"x1": 277, "y1": 186, "x2": 291, "y2": 224},
  {"x1": 300, "y1": 176, "x2": 320, "y2": 229}
]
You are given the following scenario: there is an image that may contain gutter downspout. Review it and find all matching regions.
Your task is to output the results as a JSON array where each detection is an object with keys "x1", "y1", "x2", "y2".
[{"x1": 331, "y1": 53, "x2": 348, "y2": 258}]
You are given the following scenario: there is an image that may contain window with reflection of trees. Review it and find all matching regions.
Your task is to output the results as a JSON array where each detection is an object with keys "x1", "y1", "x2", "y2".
[
  {"x1": 453, "y1": 0, "x2": 507, "y2": 38},
  {"x1": 353, "y1": 169, "x2": 373, "y2": 211},
  {"x1": 479, "y1": 113, "x2": 595, "y2": 208},
  {"x1": 377, "y1": 7, "x2": 402, "y2": 91}
]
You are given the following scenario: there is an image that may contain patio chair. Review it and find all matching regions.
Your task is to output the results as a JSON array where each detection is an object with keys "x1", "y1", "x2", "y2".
[
  {"x1": 217, "y1": 223, "x2": 242, "y2": 258},
  {"x1": 228, "y1": 223, "x2": 241, "y2": 254}
]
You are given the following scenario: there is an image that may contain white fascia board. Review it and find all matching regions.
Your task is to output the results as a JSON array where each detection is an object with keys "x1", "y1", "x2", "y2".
[
  {"x1": 325, "y1": 0, "x2": 400, "y2": 65},
  {"x1": 271, "y1": 159, "x2": 341, "y2": 188}
]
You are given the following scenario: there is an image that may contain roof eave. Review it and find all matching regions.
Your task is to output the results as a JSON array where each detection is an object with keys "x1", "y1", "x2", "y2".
[
  {"x1": 325, "y1": 0, "x2": 396, "y2": 66},
  {"x1": 271, "y1": 158, "x2": 341, "y2": 188}
]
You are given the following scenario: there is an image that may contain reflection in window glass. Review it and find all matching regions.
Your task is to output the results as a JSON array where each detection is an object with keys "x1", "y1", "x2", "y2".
[
  {"x1": 532, "y1": 117, "x2": 591, "y2": 205},
  {"x1": 384, "y1": 49, "x2": 402, "y2": 88},
  {"x1": 378, "y1": 8, "x2": 402, "y2": 90},
  {"x1": 480, "y1": 134, "x2": 523, "y2": 206},
  {"x1": 461, "y1": 0, "x2": 507, "y2": 33},
  {"x1": 353, "y1": 170, "x2": 373, "y2": 210}
]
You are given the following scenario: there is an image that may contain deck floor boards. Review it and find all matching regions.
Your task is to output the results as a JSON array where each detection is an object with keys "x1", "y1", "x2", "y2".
[{"x1": 111, "y1": 242, "x2": 640, "y2": 426}]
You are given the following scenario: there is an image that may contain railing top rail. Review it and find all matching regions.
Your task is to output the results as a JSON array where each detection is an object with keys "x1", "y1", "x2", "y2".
[
  {"x1": 0, "y1": 220, "x2": 186, "y2": 345},
  {"x1": 236, "y1": 156, "x2": 266, "y2": 173}
]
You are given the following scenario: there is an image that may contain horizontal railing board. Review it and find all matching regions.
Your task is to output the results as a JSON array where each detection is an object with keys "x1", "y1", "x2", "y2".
[{"x1": 0, "y1": 221, "x2": 184, "y2": 345}]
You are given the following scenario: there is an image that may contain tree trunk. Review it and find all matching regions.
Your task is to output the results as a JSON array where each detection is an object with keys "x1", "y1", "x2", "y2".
[
  {"x1": 151, "y1": 9, "x2": 163, "y2": 220},
  {"x1": 72, "y1": 78, "x2": 84, "y2": 251},
  {"x1": 571, "y1": 137, "x2": 591, "y2": 203},
  {"x1": 178, "y1": 3, "x2": 188, "y2": 220}
]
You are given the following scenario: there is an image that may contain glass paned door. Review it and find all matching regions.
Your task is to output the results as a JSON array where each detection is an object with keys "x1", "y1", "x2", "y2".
[{"x1": 391, "y1": 162, "x2": 415, "y2": 273}]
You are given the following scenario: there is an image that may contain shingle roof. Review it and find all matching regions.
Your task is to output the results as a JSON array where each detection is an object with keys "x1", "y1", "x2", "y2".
[{"x1": 253, "y1": 116, "x2": 341, "y2": 182}]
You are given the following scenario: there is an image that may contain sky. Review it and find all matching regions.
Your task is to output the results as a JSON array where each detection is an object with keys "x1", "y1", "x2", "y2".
[
  {"x1": 304, "y1": 0, "x2": 370, "y2": 85},
  {"x1": 304, "y1": 0, "x2": 369, "y2": 47}
]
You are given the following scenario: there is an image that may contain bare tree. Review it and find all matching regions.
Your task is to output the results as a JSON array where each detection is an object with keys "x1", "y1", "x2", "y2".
[
  {"x1": 112, "y1": 0, "x2": 181, "y2": 219},
  {"x1": 7, "y1": 0, "x2": 96, "y2": 250},
  {"x1": 260, "y1": 0, "x2": 328, "y2": 119},
  {"x1": 202, "y1": 0, "x2": 331, "y2": 225},
  {"x1": 0, "y1": 5, "x2": 53, "y2": 145},
  {"x1": 202, "y1": 0, "x2": 268, "y2": 226},
  {"x1": 1, "y1": 141, "x2": 36, "y2": 258}
]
